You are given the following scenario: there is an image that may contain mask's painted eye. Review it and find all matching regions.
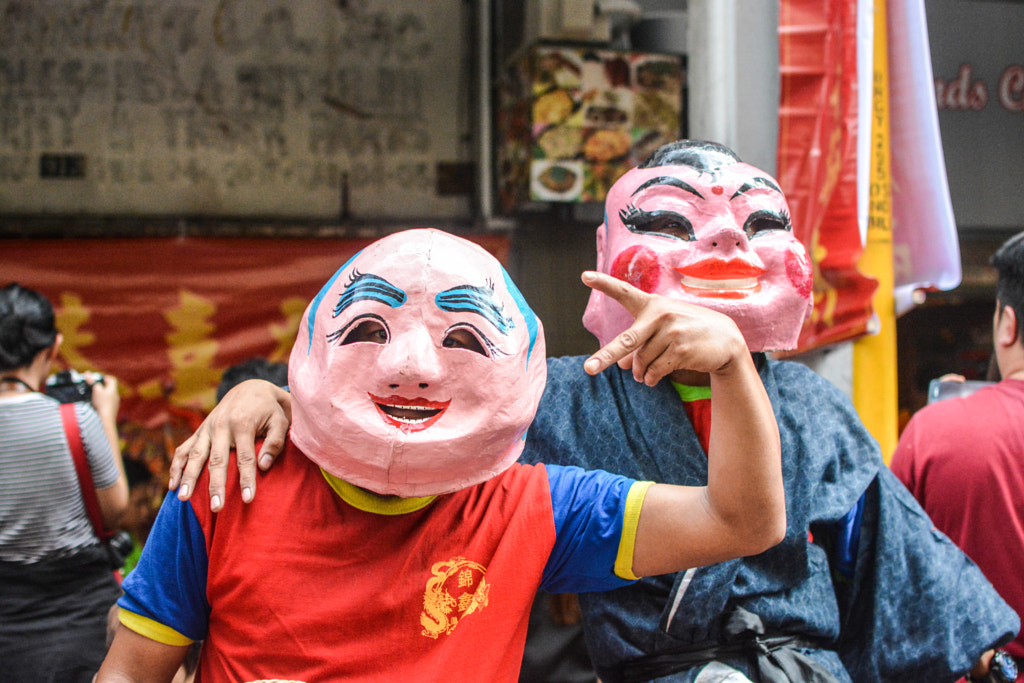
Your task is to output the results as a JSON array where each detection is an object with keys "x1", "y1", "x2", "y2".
[
  {"x1": 620, "y1": 206, "x2": 696, "y2": 241},
  {"x1": 340, "y1": 318, "x2": 388, "y2": 345},
  {"x1": 743, "y1": 210, "x2": 791, "y2": 238},
  {"x1": 442, "y1": 327, "x2": 488, "y2": 356}
]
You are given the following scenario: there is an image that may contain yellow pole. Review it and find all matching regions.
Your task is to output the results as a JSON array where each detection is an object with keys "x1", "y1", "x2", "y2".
[{"x1": 852, "y1": 0, "x2": 898, "y2": 461}]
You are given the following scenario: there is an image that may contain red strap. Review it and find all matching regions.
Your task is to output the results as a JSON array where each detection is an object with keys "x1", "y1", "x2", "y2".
[{"x1": 59, "y1": 403, "x2": 110, "y2": 541}]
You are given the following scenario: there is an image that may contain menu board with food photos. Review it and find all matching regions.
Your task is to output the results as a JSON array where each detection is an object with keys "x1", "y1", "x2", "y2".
[{"x1": 497, "y1": 45, "x2": 684, "y2": 210}]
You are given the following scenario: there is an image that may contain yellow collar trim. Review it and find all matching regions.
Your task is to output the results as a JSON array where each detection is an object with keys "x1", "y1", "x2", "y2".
[{"x1": 319, "y1": 469, "x2": 436, "y2": 515}]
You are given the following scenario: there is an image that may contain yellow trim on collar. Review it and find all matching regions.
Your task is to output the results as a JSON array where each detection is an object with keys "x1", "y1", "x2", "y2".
[
  {"x1": 614, "y1": 480, "x2": 655, "y2": 581},
  {"x1": 119, "y1": 609, "x2": 194, "y2": 646},
  {"x1": 670, "y1": 381, "x2": 711, "y2": 402},
  {"x1": 319, "y1": 469, "x2": 436, "y2": 515}
]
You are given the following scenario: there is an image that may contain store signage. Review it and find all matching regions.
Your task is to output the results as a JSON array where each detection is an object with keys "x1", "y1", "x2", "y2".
[
  {"x1": 935, "y1": 63, "x2": 1024, "y2": 112},
  {"x1": 926, "y1": 0, "x2": 1024, "y2": 230}
]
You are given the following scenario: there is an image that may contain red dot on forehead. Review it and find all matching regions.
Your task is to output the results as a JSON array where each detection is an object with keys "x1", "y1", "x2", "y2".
[{"x1": 712, "y1": 186, "x2": 724, "y2": 195}]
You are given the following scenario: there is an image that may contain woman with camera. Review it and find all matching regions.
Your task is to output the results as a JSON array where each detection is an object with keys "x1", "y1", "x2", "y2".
[{"x1": 0, "y1": 282, "x2": 128, "y2": 683}]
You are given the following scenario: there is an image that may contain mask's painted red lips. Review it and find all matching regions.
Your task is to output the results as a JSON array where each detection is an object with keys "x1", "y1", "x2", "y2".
[
  {"x1": 674, "y1": 258, "x2": 766, "y2": 299},
  {"x1": 369, "y1": 394, "x2": 450, "y2": 432}
]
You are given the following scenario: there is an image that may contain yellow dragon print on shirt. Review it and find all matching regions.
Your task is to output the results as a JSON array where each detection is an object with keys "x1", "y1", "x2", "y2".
[{"x1": 420, "y1": 557, "x2": 489, "y2": 638}]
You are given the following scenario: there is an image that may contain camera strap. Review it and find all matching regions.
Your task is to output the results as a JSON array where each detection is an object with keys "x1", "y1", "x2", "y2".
[
  {"x1": 58, "y1": 402, "x2": 112, "y2": 542},
  {"x1": 0, "y1": 376, "x2": 35, "y2": 393}
]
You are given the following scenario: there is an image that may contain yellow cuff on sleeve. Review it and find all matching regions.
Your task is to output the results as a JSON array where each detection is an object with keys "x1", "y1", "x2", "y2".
[
  {"x1": 614, "y1": 480, "x2": 655, "y2": 581},
  {"x1": 119, "y1": 609, "x2": 194, "y2": 647}
]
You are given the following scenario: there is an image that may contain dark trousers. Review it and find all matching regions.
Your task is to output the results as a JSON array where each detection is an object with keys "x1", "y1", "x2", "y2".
[{"x1": 0, "y1": 548, "x2": 120, "y2": 683}]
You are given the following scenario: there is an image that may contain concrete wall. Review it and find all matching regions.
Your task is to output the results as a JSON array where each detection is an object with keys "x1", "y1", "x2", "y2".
[{"x1": 0, "y1": 0, "x2": 473, "y2": 220}]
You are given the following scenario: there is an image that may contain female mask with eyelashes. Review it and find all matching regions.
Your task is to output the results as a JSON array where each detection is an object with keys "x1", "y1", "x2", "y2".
[{"x1": 583, "y1": 140, "x2": 813, "y2": 353}]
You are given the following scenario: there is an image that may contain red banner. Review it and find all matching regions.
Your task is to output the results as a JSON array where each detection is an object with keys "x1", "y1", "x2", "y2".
[
  {"x1": 778, "y1": 0, "x2": 878, "y2": 351},
  {"x1": 2, "y1": 235, "x2": 509, "y2": 485}
]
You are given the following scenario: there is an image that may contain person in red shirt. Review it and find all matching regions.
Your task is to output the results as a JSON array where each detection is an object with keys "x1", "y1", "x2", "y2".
[
  {"x1": 97, "y1": 228, "x2": 785, "y2": 683},
  {"x1": 892, "y1": 231, "x2": 1024, "y2": 683}
]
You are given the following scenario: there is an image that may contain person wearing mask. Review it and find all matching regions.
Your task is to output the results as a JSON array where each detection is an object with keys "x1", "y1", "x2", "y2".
[
  {"x1": 170, "y1": 141, "x2": 1017, "y2": 682},
  {"x1": 0, "y1": 282, "x2": 128, "y2": 682},
  {"x1": 97, "y1": 228, "x2": 785, "y2": 682},
  {"x1": 892, "y1": 231, "x2": 1024, "y2": 683}
]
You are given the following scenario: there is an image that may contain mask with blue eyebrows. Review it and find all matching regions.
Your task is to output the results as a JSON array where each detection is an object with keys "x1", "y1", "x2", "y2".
[{"x1": 288, "y1": 228, "x2": 547, "y2": 497}]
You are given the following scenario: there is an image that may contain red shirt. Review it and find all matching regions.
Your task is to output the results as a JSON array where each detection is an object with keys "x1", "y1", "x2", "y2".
[
  {"x1": 120, "y1": 443, "x2": 645, "y2": 682},
  {"x1": 892, "y1": 379, "x2": 1024, "y2": 663}
]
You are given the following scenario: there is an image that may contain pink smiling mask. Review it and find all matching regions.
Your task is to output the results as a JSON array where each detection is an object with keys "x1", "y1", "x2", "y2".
[
  {"x1": 583, "y1": 140, "x2": 813, "y2": 353},
  {"x1": 288, "y1": 228, "x2": 547, "y2": 497}
]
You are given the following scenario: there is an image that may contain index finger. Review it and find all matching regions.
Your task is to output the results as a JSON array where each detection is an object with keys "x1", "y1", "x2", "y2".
[
  {"x1": 581, "y1": 272, "x2": 654, "y2": 375},
  {"x1": 584, "y1": 325, "x2": 646, "y2": 376},
  {"x1": 581, "y1": 271, "x2": 650, "y2": 316}
]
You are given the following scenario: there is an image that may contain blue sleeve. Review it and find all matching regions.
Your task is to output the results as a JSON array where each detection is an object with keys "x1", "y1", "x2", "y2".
[
  {"x1": 831, "y1": 491, "x2": 865, "y2": 579},
  {"x1": 118, "y1": 491, "x2": 211, "y2": 642},
  {"x1": 541, "y1": 464, "x2": 639, "y2": 594},
  {"x1": 839, "y1": 469, "x2": 1019, "y2": 679}
]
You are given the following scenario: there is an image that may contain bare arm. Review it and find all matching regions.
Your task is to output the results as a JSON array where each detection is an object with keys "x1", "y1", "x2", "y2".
[
  {"x1": 630, "y1": 346, "x2": 784, "y2": 574},
  {"x1": 580, "y1": 271, "x2": 785, "y2": 576},
  {"x1": 90, "y1": 373, "x2": 129, "y2": 530},
  {"x1": 168, "y1": 379, "x2": 292, "y2": 511},
  {"x1": 96, "y1": 625, "x2": 189, "y2": 683}
]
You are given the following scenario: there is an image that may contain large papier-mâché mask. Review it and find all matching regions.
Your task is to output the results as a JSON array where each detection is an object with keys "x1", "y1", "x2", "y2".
[
  {"x1": 583, "y1": 144, "x2": 813, "y2": 352},
  {"x1": 289, "y1": 228, "x2": 546, "y2": 497}
]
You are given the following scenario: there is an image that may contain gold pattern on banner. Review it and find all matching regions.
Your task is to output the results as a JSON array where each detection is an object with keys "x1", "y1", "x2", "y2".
[
  {"x1": 55, "y1": 292, "x2": 102, "y2": 375},
  {"x1": 420, "y1": 557, "x2": 489, "y2": 639},
  {"x1": 809, "y1": 229, "x2": 838, "y2": 330},
  {"x1": 165, "y1": 290, "x2": 221, "y2": 411},
  {"x1": 819, "y1": 63, "x2": 845, "y2": 206},
  {"x1": 268, "y1": 297, "x2": 307, "y2": 363}
]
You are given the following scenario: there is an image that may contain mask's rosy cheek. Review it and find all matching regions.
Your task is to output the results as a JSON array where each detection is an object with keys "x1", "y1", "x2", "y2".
[
  {"x1": 610, "y1": 245, "x2": 660, "y2": 293},
  {"x1": 785, "y1": 246, "x2": 813, "y2": 298}
]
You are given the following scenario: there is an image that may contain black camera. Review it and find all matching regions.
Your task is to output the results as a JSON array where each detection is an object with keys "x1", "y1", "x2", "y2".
[
  {"x1": 105, "y1": 529, "x2": 135, "y2": 571},
  {"x1": 44, "y1": 369, "x2": 104, "y2": 404}
]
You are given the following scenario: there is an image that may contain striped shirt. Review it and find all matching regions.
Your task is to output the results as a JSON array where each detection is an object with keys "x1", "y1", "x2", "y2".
[{"x1": 0, "y1": 393, "x2": 119, "y2": 563}]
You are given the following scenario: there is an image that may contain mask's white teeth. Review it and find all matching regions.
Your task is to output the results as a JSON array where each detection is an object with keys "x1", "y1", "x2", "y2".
[
  {"x1": 681, "y1": 276, "x2": 758, "y2": 290},
  {"x1": 384, "y1": 404, "x2": 435, "y2": 412},
  {"x1": 389, "y1": 414, "x2": 430, "y2": 424}
]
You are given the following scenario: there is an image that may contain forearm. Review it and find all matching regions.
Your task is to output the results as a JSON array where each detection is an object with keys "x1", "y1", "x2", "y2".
[
  {"x1": 96, "y1": 478, "x2": 128, "y2": 530},
  {"x1": 706, "y1": 352, "x2": 785, "y2": 549},
  {"x1": 89, "y1": 375, "x2": 123, "y2": 477},
  {"x1": 95, "y1": 407, "x2": 129, "y2": 529},
  {"x1": 98, "y1": 409, "x2": 127, "y2": 487},
  {"x1": 631, "y1": 355, "x2": 783, "y2": 576}
]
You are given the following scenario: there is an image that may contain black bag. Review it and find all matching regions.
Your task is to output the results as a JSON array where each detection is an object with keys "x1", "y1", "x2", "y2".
[{"x1": 620, "y1": 608, "x2": 840, "y2": 683}]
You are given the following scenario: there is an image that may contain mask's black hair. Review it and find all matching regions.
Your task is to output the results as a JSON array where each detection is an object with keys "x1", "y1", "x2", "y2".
[{"x1": 638, "y1": 139, "x2": 742, "y2": 172}]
